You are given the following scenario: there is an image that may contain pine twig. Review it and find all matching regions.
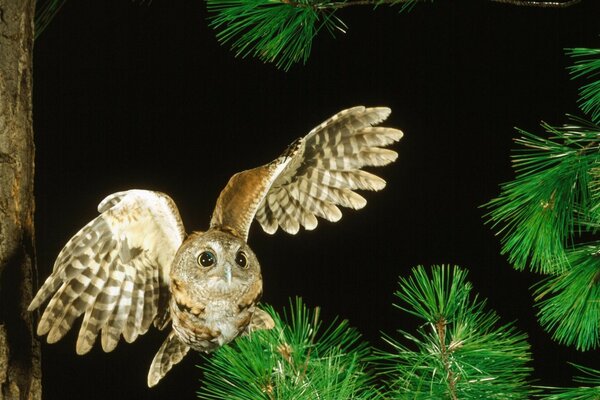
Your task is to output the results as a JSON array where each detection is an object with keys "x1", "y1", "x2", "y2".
[
  {"x1": 435, "y1": 317, "x2": 459, "y2": 400},
  {"x1": 381, "y1": 265, "x2": 535, "y2": 399},
  {"x1": 304, "y1": 0, "x2": 581, "y2": 9},
  {"x1": 322, "y1": 0, "x2": 423, "y2": 9},
  {"x1": 490, "y1": 0, "x2": 581, "y2": 7}
]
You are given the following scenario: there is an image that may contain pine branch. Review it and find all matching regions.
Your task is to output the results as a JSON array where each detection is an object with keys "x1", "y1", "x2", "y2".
[
  {"x1": 484, "y1": 45, "x2": 600, "y2": 356},
  {"x1": 484, "y1": 120, "x2": 600, "y2": 273},
  {"x1": 205, "y1": 0, "x2": 586, "y2": 70},
  {"x1": 280, "y1": 0, "x2": 412, "y2": 8},
  {"x1": 32, "y1": 0, "x2": 584, "y2": 64},
  {"x1": 207, "y1": 0, "x2": 336, "y2": 71},
  {"x1": 206, "y1": 0, "x2": 427, "y2": 71},
  {"x1": 206, "y1": 0, "x2": 411, "y2": 71},
  {"x1": 379, "y1": 265, "x2": 535, "y2": 399},
  {"x1": 490, "y1": 0, "x2": 581, "y2": 7}
]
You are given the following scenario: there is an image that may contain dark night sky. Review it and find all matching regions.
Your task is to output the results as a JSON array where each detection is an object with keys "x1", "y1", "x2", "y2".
[{"x1": 32, "y1": 1, "x2": 600, "y2": 398}]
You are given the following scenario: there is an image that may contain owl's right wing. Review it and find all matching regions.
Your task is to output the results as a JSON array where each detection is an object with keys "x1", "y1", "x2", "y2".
[
  {"x1": 28, "y1": 189, "x2": 186, "y2": 355},
  {"x1": 210, "y1": 106, "x2": 402, "y2": 240}
]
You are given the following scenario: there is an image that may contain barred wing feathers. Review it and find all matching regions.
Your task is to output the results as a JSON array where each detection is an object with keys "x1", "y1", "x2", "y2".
[
  {"x1": 28, "y1": 189, "x2": 185, "y2": 354},
  {"x1": 210, "y1": 106, "x2": 402, "y2": 240},
  {"x1": 257, "y1": 106, "x2": 402, "y2": 235}
]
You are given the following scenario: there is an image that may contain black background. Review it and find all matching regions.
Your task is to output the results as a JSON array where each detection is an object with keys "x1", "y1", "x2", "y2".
[{"x1": 32, "y1": 1, "x2": 600, "y2": 398}]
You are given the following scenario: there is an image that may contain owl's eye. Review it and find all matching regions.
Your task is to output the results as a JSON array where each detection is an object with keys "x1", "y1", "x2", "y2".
[
  {"x1": 198, "y1": 251, "x2": 215, "y2": 267},
  {"x1": 235, "y1": 251, "x2": 248, "y2": 269}
]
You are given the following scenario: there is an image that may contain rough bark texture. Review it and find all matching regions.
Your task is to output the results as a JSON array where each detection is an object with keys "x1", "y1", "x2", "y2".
[{"x1": 0, "y1": 1, "x2": 41, "y2": 399}]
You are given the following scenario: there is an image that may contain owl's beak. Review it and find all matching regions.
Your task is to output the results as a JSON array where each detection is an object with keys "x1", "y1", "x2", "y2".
[{"x1": 224, "y1": 263, "x2": 232, "y2": 285}]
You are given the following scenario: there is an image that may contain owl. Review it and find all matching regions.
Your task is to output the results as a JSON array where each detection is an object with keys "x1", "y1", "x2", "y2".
[{"x1": 28, "y1": 106, "x2": 403, "y2": 387}]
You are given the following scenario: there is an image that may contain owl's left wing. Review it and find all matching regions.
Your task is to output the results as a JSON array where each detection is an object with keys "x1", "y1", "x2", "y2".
[
  {"x1": 210, "y1": 106, "x2": 402, "y2": 240},
  {"x1": 28, "y1": 189, "x2": 185, "y2": 354}
]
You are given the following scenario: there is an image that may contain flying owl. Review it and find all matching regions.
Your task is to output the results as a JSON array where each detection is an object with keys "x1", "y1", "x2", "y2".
[{"x1": 28, "y1": 106, "x2": 403, "y2": 387}]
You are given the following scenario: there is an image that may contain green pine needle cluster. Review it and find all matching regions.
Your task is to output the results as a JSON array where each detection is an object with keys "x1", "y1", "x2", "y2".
[
  {"x1": 485, "y1": 121, "x2": 599, "y2": 274},
  {"x1": 567, "y1": 48, "x2": 600, "y2": 124},
  {"x1": 206, "y1": 0, "x2": 419, "y2": 71},
  {"x1": 196, "y1": 298, "x2": 378, "y2": 400},
  {"x1": 543, "y1": 364, "x2": 600, "y2": 399},
  {"x1": 206, "y1": 0, "x2": 335, "y2": 71},
  {"x1": 534, "y1": 244, "x2": 600, "y2": 351},
  {"x1": 485, "y1": 47, "x2": 600, "y2": 351},
  {"x1": 380, "y1": 265, "x2": 534, "y2": 399}
]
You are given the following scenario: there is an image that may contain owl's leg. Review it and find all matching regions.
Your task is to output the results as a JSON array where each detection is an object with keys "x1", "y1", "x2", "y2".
[
  {"x1": 247, "y1": 309, "x2": 275, "y2": 332},
  {"x1": 147, "y1": 330, "x2": 190, "y2": 387}
]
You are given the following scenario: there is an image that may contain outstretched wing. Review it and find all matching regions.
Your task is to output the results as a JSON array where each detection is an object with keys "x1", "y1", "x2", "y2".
[
  {"x1": 28, "y1": 189, "x2": 185, "y2": 354},
  {"x1": 210, "y1": 106, "x2": 402, "y2": 240}
]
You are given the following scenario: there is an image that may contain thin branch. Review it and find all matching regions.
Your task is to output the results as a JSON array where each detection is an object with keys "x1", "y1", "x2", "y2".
[
  {"x1": 282, "y1": 0, "x2": 581, "y2": 9},
  {"x1": 435, "y1": 318, "x2": 459, "y2": 400},
  {"x1": 326, "y1": 0, "x2": 418, "y2": 9},
  {"x1": 490, "y1": 0, "x2": 581, "y2": 7}
]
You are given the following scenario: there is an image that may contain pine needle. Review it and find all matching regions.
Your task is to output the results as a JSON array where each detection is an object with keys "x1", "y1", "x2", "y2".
[
  {"x1": 567, "y1": 48, "x2": 600, "y2": 125},
  {"x1": 35, "y1": 0, "x2": 67, "y2": 39}
]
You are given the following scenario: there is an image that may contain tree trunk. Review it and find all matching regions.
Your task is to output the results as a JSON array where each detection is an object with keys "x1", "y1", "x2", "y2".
[{"x1": 0, "y1": 1, "x2": 41, "y2": 399}]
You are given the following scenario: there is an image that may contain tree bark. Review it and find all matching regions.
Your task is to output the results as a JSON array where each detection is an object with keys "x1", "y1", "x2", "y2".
[{"x1": 0, "y1": 1, "x2": 41, "y2": 399}]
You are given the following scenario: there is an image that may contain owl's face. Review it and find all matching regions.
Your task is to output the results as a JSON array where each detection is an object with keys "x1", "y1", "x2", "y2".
[{"x1": 170, "y1": 229, "x2": 262, "y2": 306}]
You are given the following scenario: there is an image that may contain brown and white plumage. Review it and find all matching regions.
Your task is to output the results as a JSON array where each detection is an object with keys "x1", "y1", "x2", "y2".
[
  {"x1": 29, "y1": 190, "x2": 183, "y2": 354},
  {"x1": 211, "y1": 106, "x2": 403, "y2": 238},
  {"x1": 29, "y1": 106, "x2": 403, "y2": 387}
]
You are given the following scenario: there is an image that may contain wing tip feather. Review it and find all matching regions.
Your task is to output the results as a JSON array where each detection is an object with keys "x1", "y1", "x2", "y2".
[
  {"x1": 76, "y1": 338, "x2": 93, "y2": 355},
  {"x1": 369, "y1": 106, "x2": 391, "y2": 119},
  {"x1": 253, "y1": 105, "x2": 400, "y2": 238}
]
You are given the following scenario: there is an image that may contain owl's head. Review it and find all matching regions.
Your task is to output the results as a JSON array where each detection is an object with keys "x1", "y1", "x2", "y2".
[{"x1": 170, "y1": 230, "x2": 261, "y2": 301}]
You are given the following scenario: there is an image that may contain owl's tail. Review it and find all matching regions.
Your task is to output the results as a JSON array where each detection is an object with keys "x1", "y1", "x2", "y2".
[{"x1": 148, "y1": 330, "x2": 190, "y2": 387}]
